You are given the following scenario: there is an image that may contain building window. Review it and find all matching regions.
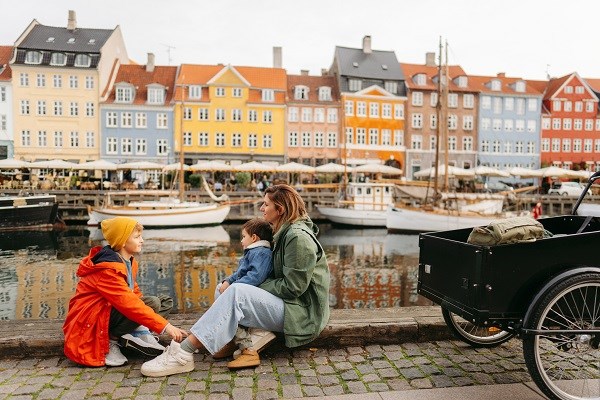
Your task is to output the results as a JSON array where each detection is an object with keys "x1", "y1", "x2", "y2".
[
  {"x1": 136, "y1": 138, "x2": 146, "y2": 155},
  {"x1": 106, "y1": 112, "x2": 118, "y2": 127},
  {"x1": 345, "y1": 100, "x2": 354, "y2": 116},
  {"x1": 563, "y1": 118, "x2": 572, "y2": 130},
  {"x1": 463, "y1": 136, "x2": 473, "y2": 151},
  {"x1": 199, "y1": 132, "x2": 209, "y2": 146},
  {"x1": 216, "y1": 132, "x2": 226, "y2": 147},
  {"x1": 345, "y1": 128, "x2": 353, "y2": 144},
  {"x1": 575, "y1": 101, "x2": 583, "y2": 112},
  {"x1": 107, "y1": 137, "x2": 117, "y2": 154},
  {"x1": 463, "y1": 94, "x2": 474, "y2": 109},
  {"x1": 232, "y1": 88, "x2": 242, "y2": 97},
  {"x1": 0, "y1": 87, "x2": 5, "y2": 102},
  {"x1": 551, "y1": 138, "x2": 560, "y2": 152},
  {"x1": 447, "y1": 93, "x2": 458, "y2": 108},
  {"x1": 448, "y1": 114, "x2": 457, "y2": 130},
  {"x1": 116, "y1": 87, "x2": 133, "y2": 103},
  {"x1": 232, "y1": 109, "x2": 242, "y2": 122},
  {"x1": 54, "y1": 131, "x2": 63, "y2": 148},
  {"x1": 541, "y1": 138, "x2": 550, "y2": 152},
  {"x1": 37, "y1": 100, "x2": 46, "y2": 116},
  {"x1": 369, "y1": 103, "x2": 379, "y2": 117},
  {"x1": 289, "y1": 131, "x2": 298, "y2": 146},
  {"x1": 515, "y1": 119, "x2": 525, "y2": 132},
  {"x1": 463, "y1": 115, "x2": 473, "y2": 130},
  {"x1": 314, "y1": 108, "x2": 325, "y2": 123},
  {"x1": 183, "y1": 132, "x2": 192, "y2": 146},
  {"x1": 70, "y1": 131, "x2": 79, "y2": 147},
  {"x1": 412, "y1": 92, "x2": 423, "y2": 106},
  {"x1": 585, "y1": 119, "x2": 594, "y2": 131},
  {"x1": 189, "y1": 85, "x2": 202, "y2": 99},
  {"x1": 121, "y1": 112, "x2": 132, "y2": 128},
  {"x1": 356, "y1": 102, "x2": 366, "y2": 117},
  {"x1": 584, "y1": 139, "x2": 593, "y2": 152},
  {"x1": 449, "y1": 136, "x2": 457, "y2": 151},
  {"x1": 262, "y1": 134, "x2": 272, "y2": 148},
  {"x1": 553, "y1": 100, "x2": 561, "y2": 111},
  {"x1": 349, "y1": 79, "x2": 362, "y2": 91},
  {"x1": 261, "y1": 89, "x2": 274, "y2": 102},
  {"x1": 216, "y1": 87, "x2": 225, "y2": 97},
  {"x1": 382, "y1": 103, "x2": 391, "y2": 118},
  {"x1": 25, "y1": 51, "x2": 42, "y2": 64},
  {"x1": 148, "y1": 87, "x2": 165, "y2": 104},
  {"x1": 368, "y1": 129, "x2": 379, "y2": 145},
  {"x1": 576, "y1": 86, "x2": 585, "y2": 94},
  {"x1": 215, "y1": 109, "x2": 225, "y2": 121},
  {"x1": 120, "y1": 138, "x2": 132, "y2": 154},
  {"x1": 430, "y1": 92, "x2": 438, "y2": 107},
  {"x1": 136, "y1": 112, "x2": 147, "y2": 128},
  {"x1": 288, "y1": 107, "x2": 298, "y2": 122},
  {"x1": 493, "y1": 97, "x2": 502, "y2": 114},
  {"x1": 157, "y1": 113, "x2": 168, "y2": 129},
  {"x1": 318, "y1": 87, "x2": 332, "y2": 101},
  {"x1": 564, "y1": 101, "x2": 572, "y2": 112},
  {"x1": 248, "y1": 133, "x2": 257, "y2": 148},
  {"x1": 20, "y1": 73, "x2": 29, "y2": 87},
  {"x1": 394, "y1": 104, "x2": 404, "y2": 119},
  {"x1": 327, "y1": 108, "x2": 338, "y2": 123},
  {"x1": 74, "y1": 54, "x2": 91, "y2": 67},
  {"x1": 199, "y1": 108, "x2": 209, "y2": 121},
  {"x1": 38, "y1": 131, "x2": 47, "y2": 147},
  {"x1": 574, "y1": 119, "x2": 583, "y2": 130},
  {"x1": 504, "y1": 119, "x2": 513, "y2": 131},
  {"x1": 301, "y1": 132, "x2": 311, "y2": 147},
  {"x1": 232, "y1": 133, "x2": 242, "y2": 147},
  {"x1": 0, "y1": 115, "x2": 5, "y2": 131},
  {"x1": 21, "y1": 130, "x2": 31, "y2": 146},
  {"x1": 393, "y1": 130, "x2": 403, "y2": 146},
  {"x1": 50, "y1": 53, "x2": 66, "y2": 66},
  {"x1": 481, "y1": 96, "x2": 491, "y2": 109},
  {"x1": 527, "y1": 120, "x2": 536, "y2": 132},
  {"x1": 36, "y1": 74, "x2": 45, "y2": 88},
  {"x1": 183, "y1": 107, "x2": 192, "y2": 120},
  {"x1": 314, "y1": 132, "x2": 324, "y2": 147},
  {"x1": 248, "y1": 110, "x2": 257, "y2": 122},
  {"x1": 573, "y1": 139, "x2": 582, "y2": 152},
  {"x1": 382, "y1": 129, "x2": 391, "y2": 146},
  {"x1": 86, "y1": 132, "x2": 95, "y2": 148},
  {"x1": 53, "y1": 75, "x2": 62, "y2": 88},
  {"x1": 384, "y1": 81, "x2": 397, "y2": 94},
  {"x1": 430, "y1": 114, "x2": 437, "y2": 129},
  {"x1": 356, "y1": 128, "x2": 366, "y2": 144},
  {"x1": 69, "y1": 102, "x2": 78, "y2": 117},
  {"x1": 411, "y1": 134, "x2": 422, "y2": 150},
  {"x1": 85, "y1": 76, "x2": 94, "y2": 89},
  {"x1": 411, "y1": 113, "x2": 423, "y2": 128},
  {"x1": 157, "y1": 139, "x2": 168, "y2": 155},
  {"x1": 327, "y1": 132, "x2": 337, "y2": 147},
  {"x1": 491, "y1": 80, "x2": 501, "y2": 91},
  {"x1": 552, "y1": 118, "x2": 561, "y2": 130},
  {"x1": 263, "y1": 110, "x2": 273, "y2": 123},
  {"x1": 415, "y1": 74, "x2": 426, "y2": 85},
  {"x1": 562, "y1": 139, "x2": 571, "y2": 152},
  {"x1": 85, "y1": 102, "x2": 95, "y2": 117},
  {"x1": 481, "y1": 140, "x2": 489, "y2": 152},
  {"x1": 20, "y1": 100, "x2": 30, "y2": 115},
  {"x1": 586, "y1": 102, "x2": 594, "y2": 112},
  {"x1": 294, "y1": 86, "x2": 309, "y2": 100},
  {"x1": 69, "y1": 75, "x2": 78, "y2": 88},
  {"x1": 542, "y1": 118, "x2": 551, "y2": 130}
]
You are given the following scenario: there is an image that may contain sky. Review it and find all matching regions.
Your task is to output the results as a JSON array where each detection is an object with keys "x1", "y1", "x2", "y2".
[{"x1": 2, "y1": 0, "x2": 600, "y2": 81}]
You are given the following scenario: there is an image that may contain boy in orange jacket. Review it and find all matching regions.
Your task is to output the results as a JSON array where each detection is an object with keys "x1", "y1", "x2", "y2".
[{"x1": 63, "y1": 217, "x2": 187, "y2": 367}]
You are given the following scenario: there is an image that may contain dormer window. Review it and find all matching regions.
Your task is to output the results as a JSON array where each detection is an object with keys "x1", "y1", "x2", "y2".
[
  {"x1": 50, "y1": 53, "x2": 67, "y2": 66},
  {"x1": 147, "y1": 85, "x2": 165, "y2": 104},
  {"x1": 74, "y1": 54, "x2": 91, "y2": 67},
  {"x1": 294, "y1": 85, "x2": 309, "y2": 100},
  {"x1": 515, "y1": 81, "x2": 526, "y2": 93},
  {"x1": 262, "y1": 89, "x2": 274, "y2": 102},
  {"x1": 46, "y1": 37, "x2": 55, "y2": 43},
  {"x1": 414, "y1": 74, "x2": 426, "y2": 86},
  {"x1": 25, "y1": 51, "x2": 42, "y2": 65},
  {"x1": 67, "y1": 38, "x2": 76, "y2": 44},
  {"x1": 318, "y1": 86, "x2": 332, "y2": 101},
  {"x1": 88, "y1": 39, "x2": 96, "y2": 45},
  {"x1": 382, "y1": 64, "x2": 388, "y2": 70},
  {"x1": 456, "y1": 76, "x2": 468, "y2": 88},
  {"x1": 348, "y1": 79, "x2": 362, "y2": 91},
  {"x1": 116, "y1": 85, "x2": 134, "y2": 103},
  {"x1": 189, "y1": 85, "x2": 202, "y2": 99},
  {"x1": 491, "y1": 80, "x2": 501, "y2": 91},
  {"x1": 352, "y1": 62, "x2": 359, "y2": 68},
  {"x1": 384, "y1": 81, "x2": 398, "y2": 94}
]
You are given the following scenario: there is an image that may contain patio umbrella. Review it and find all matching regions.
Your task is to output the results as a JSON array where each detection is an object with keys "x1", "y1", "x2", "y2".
[
  {"x1": 508, "y1": 167, "x2": 542, "y2": 178},
  {"x1": 0, "y1": 158, "x2": 31, "y2": 169},
  {"x1": 162, "y1": 162, "x2": 190, "y2": 172},
  {"x1": 354, "y1": 163, "x2": 403, "y2": 175},
  {"x1": 189, "y1": 160, "x2": 232, "y2": 172},
  {"x1": 315, "y1": 162, "x2": 353, "y2": 174},
  {"x1": 276, "y1": 162, "x2": 316, "y2": 173},
  {"x1": 537, "y1": 166, "x2": 575, "y2": 178},
  {"x1": 30, "y1": 159, "x2": 78, "y2": 169},
  {"x1": 232, "y1": 161, "x2": 276, "y2": 172},
  {"x1": 117, "y1": 161, "x2": 164, "y2": 170},
  {"x1": 474, "y1": 166, "x2": 510, "y2": 178},
  {"x1": 77, "y1": 159, "x2": 118, "y2": 171},
  {"x1": 414, "y1": 165, "x2": 475, "y2": 178}
]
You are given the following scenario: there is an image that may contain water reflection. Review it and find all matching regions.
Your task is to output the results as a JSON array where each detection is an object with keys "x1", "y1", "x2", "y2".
[{"x1": 0, "y1": 224, "x2": 431, "y2": 321}]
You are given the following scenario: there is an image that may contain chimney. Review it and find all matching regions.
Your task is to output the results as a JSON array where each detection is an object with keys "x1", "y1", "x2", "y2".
[
  {"x1": 425, "y1": 52, "x2": 436, "y2": 67},
  {"x1": 362, "y1": 35, "x2": 372, "y2": 54},
  {"x1": 497, "y1": 72, "x2": 505, "y2": 78},
  {"x1": 300, "y1": 69, "x2": 309, "y2": 76},
  {"x1": 67, "y1": 10, "x2": 77, "y2": 31},
  {"x1": 321, "y1": 68, "x2": 328, "y2": 76},
  {"x1": 273, "y1": 46, "x2": 282, "y2": 68},
  {"x1": 146, "y1": 53, "x2": 155, "y2": 73}
]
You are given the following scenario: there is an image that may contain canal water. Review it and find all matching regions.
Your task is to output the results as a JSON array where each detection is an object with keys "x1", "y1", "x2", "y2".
[{"x1": 0, "y1": 223, "x2": 432, "y2": 321}]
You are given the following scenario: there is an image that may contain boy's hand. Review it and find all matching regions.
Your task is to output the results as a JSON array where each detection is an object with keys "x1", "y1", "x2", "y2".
[
  {"x1": 219, "y1": 281, "x2": 230, "y2": 294},
  {"x1": 164, "y1": 323, "x2": 188, "y2": 342}
]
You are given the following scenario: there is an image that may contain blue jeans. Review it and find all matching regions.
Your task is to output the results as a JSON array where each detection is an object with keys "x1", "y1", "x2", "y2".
[{"x1": 190, "y1": 283, "x2": 284, "y2": 354}]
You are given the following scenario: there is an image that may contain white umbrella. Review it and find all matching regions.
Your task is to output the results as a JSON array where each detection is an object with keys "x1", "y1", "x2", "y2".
[
  {"x1": 474, "y1": 166, "x2": 510, "y2": 178},
  {"x1": 190, "y1": 160, "x2": 232, "y2": 172},
  {"x1": 162, "y1": 162, "x2": 190, "y2": 172},
  {"x1": 276, "y1": 162, "x2": 316, "y2": 173},
  {"x1": 78, "y1": 159, "x2": 118, "y2": 171},
  {"x1": 354, "y1": 163, "x2": 403, "y2": 175},
  {"x1": 538, "y1": 166, "x2": 575, "y2": 178},
  {"x1": 30, "y1": 159, "x2": 77, "y2": 169},
  {"x1": 118, "y1": 161, "x2": 164, "y2": 170},
  {"x1": 315, "y1": 162, "x2": 353, "y2": 174},
  {"x1": 567, "y1": 170, "x2": 593, "y2": 179},
  {"x1": 0, "y1": 158, "x2": 31, "y2": 169},
  {"x1": 232, "y1": 161, "x2": 276, "y2": 172},
  {"x1": 508, "y1": 167, "x2": 542, "y2": 178},
  {"x1": 414, "y1": 165, "x2": 475, "y2": 178}
]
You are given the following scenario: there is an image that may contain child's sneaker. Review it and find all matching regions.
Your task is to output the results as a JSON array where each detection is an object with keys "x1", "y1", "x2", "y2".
[
  {"x1": 140, "y1": 340, "x2": 195, "y2": 377},
  {"x1": 105, "y1": 340, "x2": 128, "y2": 366},
  {"x1": 120, "y1": 325, "x2": 165, "y2": 357},
  {"x1": 248, "y1": 328, "x2": 276, "y2": 352}
]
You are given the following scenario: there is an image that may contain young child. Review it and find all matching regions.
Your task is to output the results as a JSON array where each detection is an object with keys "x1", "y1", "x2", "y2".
[
  {"x1": 212, "y1": 218, "x2": 276, "y2": 368},
  {"x1": 63, "y1": 216, "x2": 187, "y2": 367}
]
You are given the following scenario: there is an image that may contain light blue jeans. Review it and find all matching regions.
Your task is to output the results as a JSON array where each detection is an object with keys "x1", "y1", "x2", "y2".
[{"x1": 191, "y1": 283, "x2": 284, "y2": 354}]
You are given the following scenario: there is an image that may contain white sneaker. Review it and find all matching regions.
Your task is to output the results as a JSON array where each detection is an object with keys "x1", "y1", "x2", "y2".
[
  {"x1": 120, "y1": 326, "x2": 165, "y2": 357},
  {"x1": 248, "y1": 328, "x2": 276, "y2": 352},
  {"x1": 140, "y1": 340, "x2": 195, "y2": 377},
  {"x1": 105, "y1": 340, "x2": 128, "y2": 366}
]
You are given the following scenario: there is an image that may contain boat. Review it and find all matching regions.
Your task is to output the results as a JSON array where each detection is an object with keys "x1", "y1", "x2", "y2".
[
  {"x1": 316, "y1": 182, "x2": 395, "y2": 227},
  {"x1": 575, "y1": 202, "x2": 600, "y2": 217},
  {"x1": 0, "y1": 194, "x2": 60, "y2": 231}
]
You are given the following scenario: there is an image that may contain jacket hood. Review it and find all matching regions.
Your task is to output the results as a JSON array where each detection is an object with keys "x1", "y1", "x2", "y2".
[
  {"x1": 77, "y1": 245, "x2": 125, "y2": 277},
  {"x1": 299, "y1": 217, "x2": 319, "y2": 236}
]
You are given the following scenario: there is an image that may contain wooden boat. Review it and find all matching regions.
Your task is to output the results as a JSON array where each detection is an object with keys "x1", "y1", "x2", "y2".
[
  {"x1": 0, "y1": 195, "x2": 59, "y2": 231},
  {"x1": 316, "y1": 182, "x2": 395, "y2": 227}
]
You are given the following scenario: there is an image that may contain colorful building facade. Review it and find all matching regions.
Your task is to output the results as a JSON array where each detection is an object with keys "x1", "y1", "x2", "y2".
[{"x1": 0, "y1": 46, "x2": 13, "y2": 159}]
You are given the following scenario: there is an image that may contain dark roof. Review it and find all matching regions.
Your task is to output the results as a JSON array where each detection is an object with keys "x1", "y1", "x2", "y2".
[
  {"x1": 18, "y1": 24, "x2": 113, "y2": 53},
  {"x1": 334, "y1": 46, "x2": 404, "y2": 81}
]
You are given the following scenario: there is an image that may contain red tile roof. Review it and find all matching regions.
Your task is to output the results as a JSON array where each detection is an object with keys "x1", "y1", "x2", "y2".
[
  {"x1": 287, "y1": 74, "x2": 340, "y2": 103},
  {"x1": 543, "y1": 73, "x2": 573, "y2": 99},
  {"x1": 105, "y1": 64, "x2": 178, "y2": 105},
  {"x1": 0, "y1": 46, "x2": 13, "y2": 81},
  {"x1": 468, "y1": 74, "x2": 544, "y2": 96},
  {"x1": 584, "y1": 78, "x2": 600, "y2": 93}
]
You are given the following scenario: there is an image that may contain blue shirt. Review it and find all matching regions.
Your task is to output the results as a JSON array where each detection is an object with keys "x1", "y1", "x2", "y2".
[{"x1": 226, "y1": 241, "x2": 272, "y2": 287}]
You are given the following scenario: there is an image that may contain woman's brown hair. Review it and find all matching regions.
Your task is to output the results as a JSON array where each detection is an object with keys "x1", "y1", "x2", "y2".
[{"x1": 264, "y1": 184, "x2": 307, "y2": 232}]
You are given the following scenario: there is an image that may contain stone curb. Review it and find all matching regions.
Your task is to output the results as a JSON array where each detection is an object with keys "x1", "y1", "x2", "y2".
[{"x1": 0, "y1": 306, "x2": 451, "y2": 358}]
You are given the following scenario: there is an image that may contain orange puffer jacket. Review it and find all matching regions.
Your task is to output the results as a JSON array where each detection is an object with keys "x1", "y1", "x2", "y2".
[{"x1": 63, "y1": 245, "x2": 168, "y2": 366}]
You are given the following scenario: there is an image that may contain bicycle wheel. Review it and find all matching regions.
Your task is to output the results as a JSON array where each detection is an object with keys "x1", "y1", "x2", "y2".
[
  {"x1": 523, "y1": 273, "x2": 600, "y2": 400},
  {"x1": 441, "y1": 306, "x2": 514, "y2": 347}
]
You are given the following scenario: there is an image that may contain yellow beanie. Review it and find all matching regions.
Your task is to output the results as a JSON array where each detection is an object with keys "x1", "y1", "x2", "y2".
[{"x1": 101, "y1": 217, "x2": 138, "y2": 251}]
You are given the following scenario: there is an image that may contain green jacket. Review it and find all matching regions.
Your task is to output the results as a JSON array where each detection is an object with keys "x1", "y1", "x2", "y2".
[{"x1": 259, "y1": 218, "x2": 330, "y2": 348}]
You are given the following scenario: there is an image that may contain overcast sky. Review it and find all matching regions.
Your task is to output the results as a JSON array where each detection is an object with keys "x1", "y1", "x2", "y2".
[{"x1": 2, "y1": 0, "x2": 599, "y2": 81}]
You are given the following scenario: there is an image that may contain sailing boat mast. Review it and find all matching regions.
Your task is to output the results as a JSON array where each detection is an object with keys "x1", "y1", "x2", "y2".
[
  {"x1": 443, "y1": 40, "x2": 450, "y2": 192},
  {"x1": 178, "y1": 84, "x2": 185, "y2": 202},
  {"x1": 433, "y1": 38, "x2": 442, "y2": 199}
]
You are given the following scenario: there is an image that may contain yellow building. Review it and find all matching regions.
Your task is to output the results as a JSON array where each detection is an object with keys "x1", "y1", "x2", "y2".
[
  {"x1": 10, "y1": 10, "x2": 128, "y2": 162},
  {"x1": 174, "y1": 64, "x2": 287, "y2": 164}
]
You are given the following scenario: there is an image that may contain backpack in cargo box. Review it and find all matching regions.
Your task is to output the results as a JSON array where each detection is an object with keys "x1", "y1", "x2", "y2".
[{"x1": 467, "y1": 216, "x2": 545, "y2": 246}]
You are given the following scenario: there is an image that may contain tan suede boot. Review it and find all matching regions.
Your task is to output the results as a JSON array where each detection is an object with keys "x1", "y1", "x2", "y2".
[
  {"x1": 227, "y1": 349, "x2": 260, "y2": 369},
  {"x1": 212, "y1": 340, "x2": 238, "y2": 359}
]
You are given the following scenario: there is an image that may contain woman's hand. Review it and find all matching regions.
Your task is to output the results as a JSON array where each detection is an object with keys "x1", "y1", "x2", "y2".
[
  {"x1": 219, "y1": 281, "x2": 230, "y2": 294},
  {"x1": 164, "y1": 323, "x2": 188, "y2": 342}
]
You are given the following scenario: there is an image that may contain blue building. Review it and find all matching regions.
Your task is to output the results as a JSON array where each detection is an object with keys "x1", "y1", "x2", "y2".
[
  {"x1": 473, "y1": 73, "x2": 544, "y2": 184},
  {"x1": 100, "y1": 53, "x2": 177, "y2": 183}
]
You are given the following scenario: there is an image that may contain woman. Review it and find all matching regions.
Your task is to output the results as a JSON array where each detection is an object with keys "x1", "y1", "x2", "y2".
[{"x1": 141, "y1": 184, "x2": 330, "y2": 377}]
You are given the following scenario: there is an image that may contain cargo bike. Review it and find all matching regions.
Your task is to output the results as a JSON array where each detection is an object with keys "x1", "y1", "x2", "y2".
[{"x1": 418, "y1": 171, "x2": 600, "y2": 400}]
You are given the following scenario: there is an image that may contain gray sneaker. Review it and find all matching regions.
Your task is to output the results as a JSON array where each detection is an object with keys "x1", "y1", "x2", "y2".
[{"x1": 105, "y1": 340, "x2": 128, "y2": 366}]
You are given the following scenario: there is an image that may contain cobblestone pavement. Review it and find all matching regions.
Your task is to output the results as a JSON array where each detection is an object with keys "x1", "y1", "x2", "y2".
[{"x1": 0, "y1": 339, "x2": 531, "y2": 399}]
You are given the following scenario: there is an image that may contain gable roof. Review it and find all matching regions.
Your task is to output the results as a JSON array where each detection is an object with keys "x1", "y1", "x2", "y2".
[
  {"x1": 400, "y1": 62, "x2": 472, "y2": 92},
  {"x1": 544, "y1": 73, "x2": 573, "y2": 99},
  {"x1": 468, "y1": 74, "x2": 544, "y2": 96},
  {"x1": 287, "y1": 74, "x2": 340, "y2": 103},
  {"x1": 0, "y1": 46, "x2": 13, "y2": 81},
  {"x1": 105, "y1": 64, "x2": 178, "y2": 105},
  {"x1": 17, "y1": 24, "x2": 114, "y2": 53},
  {"x1": 334, "y1": 46, "x2": 404, "y2": 81},
  {"x1": 207, "y1": 65, "x2": 251, "y2": 86}
]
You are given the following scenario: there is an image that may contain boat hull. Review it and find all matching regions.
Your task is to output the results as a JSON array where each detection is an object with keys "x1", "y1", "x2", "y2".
[
  {"x1": 386, "y1": 206, "x2": 497, "y2": 233},
  {"x1": 88, "y1": 203, "x2": 231, "y2": 227},
  {"x1": 317, "y1": 206, "x2": 386, "y2": 227},
  {"x1": 0, "y1": 195, "x2": 58, "y2": 231}
]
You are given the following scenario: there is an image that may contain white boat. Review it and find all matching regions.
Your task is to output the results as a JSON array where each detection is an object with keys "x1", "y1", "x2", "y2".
[
  {"x1": 575, "y1": 202, "x2": 600, "y2": 217},
  {"x1": 316, "y1": 182, "x2": 395, "y2": 227}
]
